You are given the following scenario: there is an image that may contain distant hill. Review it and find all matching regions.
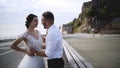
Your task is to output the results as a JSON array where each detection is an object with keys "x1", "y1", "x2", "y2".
[{"x1": 63, "y1": 0, "x2": 120, "y2": 34}]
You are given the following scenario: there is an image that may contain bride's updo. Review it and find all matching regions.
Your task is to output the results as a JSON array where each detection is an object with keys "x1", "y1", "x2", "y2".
[{"x1": 25, "y1": 14, "x2": 37, "y2": 29}]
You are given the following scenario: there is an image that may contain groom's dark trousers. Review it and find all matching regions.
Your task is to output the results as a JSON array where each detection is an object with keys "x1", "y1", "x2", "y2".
[{"x1": 47, "y1": 58, "x2": 64, "y2": 68}]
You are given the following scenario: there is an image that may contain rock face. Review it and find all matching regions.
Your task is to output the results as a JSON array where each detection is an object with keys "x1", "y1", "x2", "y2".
[{"x1": 63, "y1": 0, "x2": 120, "y2": 34}]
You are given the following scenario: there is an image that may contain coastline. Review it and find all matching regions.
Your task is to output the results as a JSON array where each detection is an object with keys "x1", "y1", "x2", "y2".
[{"x1": 0, "y1": 39, "x2": 15, "y2": 43}]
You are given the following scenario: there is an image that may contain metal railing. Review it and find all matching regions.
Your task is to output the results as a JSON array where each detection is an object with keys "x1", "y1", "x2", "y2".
[{"x1": 63, "y1": 40, "x2": 93, "y2": 68}]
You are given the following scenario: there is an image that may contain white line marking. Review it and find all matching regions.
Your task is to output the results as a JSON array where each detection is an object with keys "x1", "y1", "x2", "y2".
[
  {"x1": 0, "y1": 45, "x2": 10, "y2": 47},
  {"x1": 0, "y1": 47, "x2": 10, "y2": 49},
  {"x1": 0, "y1": 46, "x2": 25, "y2": 49},
  {"x1": 0, "y1": 46, "x2": 26, "y2": 56},
  {"x1": 0, "y1": 50, "x2": 14, "y2": 56}
]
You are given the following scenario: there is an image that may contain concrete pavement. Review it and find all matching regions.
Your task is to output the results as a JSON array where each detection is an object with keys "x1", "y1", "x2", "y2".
[{"x1": 64, "y1": 34, "x2": 120, "y2": 68}]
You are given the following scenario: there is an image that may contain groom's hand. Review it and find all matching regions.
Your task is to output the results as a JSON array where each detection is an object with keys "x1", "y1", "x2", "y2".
[
  {"x1": 36, "y1": 51, "x2": 47, "y2": 57},
  {"x1": 29, "y1": 48, "x2": 37, "y2": 54},
  {"x1": 42, "y1": 45, "x2": 46, "y2": 49}
]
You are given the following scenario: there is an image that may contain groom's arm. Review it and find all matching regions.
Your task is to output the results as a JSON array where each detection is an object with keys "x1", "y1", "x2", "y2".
[{"x1": 29, "y1": 48, "x2": 47, "y2": 57}]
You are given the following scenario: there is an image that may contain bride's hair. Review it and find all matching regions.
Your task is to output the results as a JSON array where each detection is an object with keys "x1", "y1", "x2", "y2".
[{"x1": 25, "y1": 14, "x2": 37, "y2": 29}]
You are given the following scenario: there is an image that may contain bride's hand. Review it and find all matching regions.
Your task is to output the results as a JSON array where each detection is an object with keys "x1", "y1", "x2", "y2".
[
  {"x1": 29, "y1": 47, "x2": 37, "y2": 53},
  {"x1": 26, "y1": 50, "x2": 35, "y2": 56}
]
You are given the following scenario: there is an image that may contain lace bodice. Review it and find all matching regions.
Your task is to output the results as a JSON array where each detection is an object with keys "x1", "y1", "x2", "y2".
[{"x1": 19, "y1": 31, "x2": 43, "y2": 52}]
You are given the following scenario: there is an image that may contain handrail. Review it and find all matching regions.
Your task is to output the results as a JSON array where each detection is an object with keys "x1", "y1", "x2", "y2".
[{"x1": 63, "y1": 40, "x2": 93, "y2": 68}]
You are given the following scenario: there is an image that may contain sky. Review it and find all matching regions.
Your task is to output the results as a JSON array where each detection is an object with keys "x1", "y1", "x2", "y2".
[{"x1": 0, "y1": 0, "x2": 91, "y2": 39}]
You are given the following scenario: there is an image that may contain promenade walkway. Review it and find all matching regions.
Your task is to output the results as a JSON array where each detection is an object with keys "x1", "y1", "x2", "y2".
[{"x1": 63, "y1": 33, "x2": 120, "y2": 68}]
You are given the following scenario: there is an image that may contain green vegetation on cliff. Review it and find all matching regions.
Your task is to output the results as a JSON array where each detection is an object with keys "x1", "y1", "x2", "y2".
[{"x1": 67, "y1": 0, "x2": 120, "y2": 33}]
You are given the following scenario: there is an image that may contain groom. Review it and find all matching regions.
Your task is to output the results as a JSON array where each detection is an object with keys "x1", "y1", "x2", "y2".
[{"x1": 31, "y1": 11, "x2": 64, "y2": 68}]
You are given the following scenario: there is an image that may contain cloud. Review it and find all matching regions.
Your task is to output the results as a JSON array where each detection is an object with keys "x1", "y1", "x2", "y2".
[
  {"x1": 0, "y1": 0, "x2": 91, "y2": 27},
  {"x1": 0, "y1": 0, "x2": 91, "y2": 13}
]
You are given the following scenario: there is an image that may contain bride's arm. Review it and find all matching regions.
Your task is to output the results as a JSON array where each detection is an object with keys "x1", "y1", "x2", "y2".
[{"x1": 11, "y1": 38, "x2": 34, "y2": 56}]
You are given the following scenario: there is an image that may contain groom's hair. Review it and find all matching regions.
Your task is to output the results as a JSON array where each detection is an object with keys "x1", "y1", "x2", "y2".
[{"x1": 42, "y1": 11, "x2": 54, "y2": 23}]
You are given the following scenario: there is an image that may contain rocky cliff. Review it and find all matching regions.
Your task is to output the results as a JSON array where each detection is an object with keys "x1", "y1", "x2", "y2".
[{"x1": 65, "y1": 0, "x2": 120, "y2": 34}]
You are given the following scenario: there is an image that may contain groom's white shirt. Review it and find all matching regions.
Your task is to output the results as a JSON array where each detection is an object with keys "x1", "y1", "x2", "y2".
[{"x1": 45, "y1": 24, "x2": 63, "y2": 59}]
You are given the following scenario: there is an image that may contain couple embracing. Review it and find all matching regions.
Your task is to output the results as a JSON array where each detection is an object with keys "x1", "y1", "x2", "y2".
[{"x1": 11, "y1": 11, "x2": 64, "y2": 68}]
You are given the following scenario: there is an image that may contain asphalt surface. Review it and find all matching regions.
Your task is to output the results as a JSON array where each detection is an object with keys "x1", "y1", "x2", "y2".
[
  {"x1": 0, "y1": 41, "x2": 26, "y2": 68},
  {"x1": 0, "y1": 41, "x2": 68, "y2": 68}
]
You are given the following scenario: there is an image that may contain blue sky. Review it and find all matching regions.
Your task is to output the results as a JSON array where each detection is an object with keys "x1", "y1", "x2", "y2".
[{"x1": 0, "y1": 0, "x2": 91, "y2": 38}]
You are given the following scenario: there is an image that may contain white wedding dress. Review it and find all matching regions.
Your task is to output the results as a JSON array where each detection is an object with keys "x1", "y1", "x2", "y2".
[{"x1": 18, "y1": 31, "x2": 45, "y2": 68}]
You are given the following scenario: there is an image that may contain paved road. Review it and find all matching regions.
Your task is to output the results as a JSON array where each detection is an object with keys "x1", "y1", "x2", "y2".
[
  {"x1": 64, "y1": 34, "x2": 120, "y2": 68},
  {"x1": 0, "y1": 41, "x2": 68, "y2": 68},
  {"x1": 0, "y1": 41, "x2": 24, "y2": 68}
]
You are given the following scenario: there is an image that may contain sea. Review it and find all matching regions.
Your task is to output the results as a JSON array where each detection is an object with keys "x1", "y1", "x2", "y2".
[{"x1": 0, "y1": 23, "x2": 46, "y2": 40}]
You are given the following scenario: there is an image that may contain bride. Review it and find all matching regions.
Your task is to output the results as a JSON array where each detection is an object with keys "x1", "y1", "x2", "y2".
[{"x1": 11, "y1": 14, "x2": 45, "y2": 68}]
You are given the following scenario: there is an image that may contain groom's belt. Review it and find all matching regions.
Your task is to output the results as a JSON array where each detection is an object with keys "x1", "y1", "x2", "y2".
[{"x1": 47, "y1": 58, "x2": 63, "y2": 61}]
